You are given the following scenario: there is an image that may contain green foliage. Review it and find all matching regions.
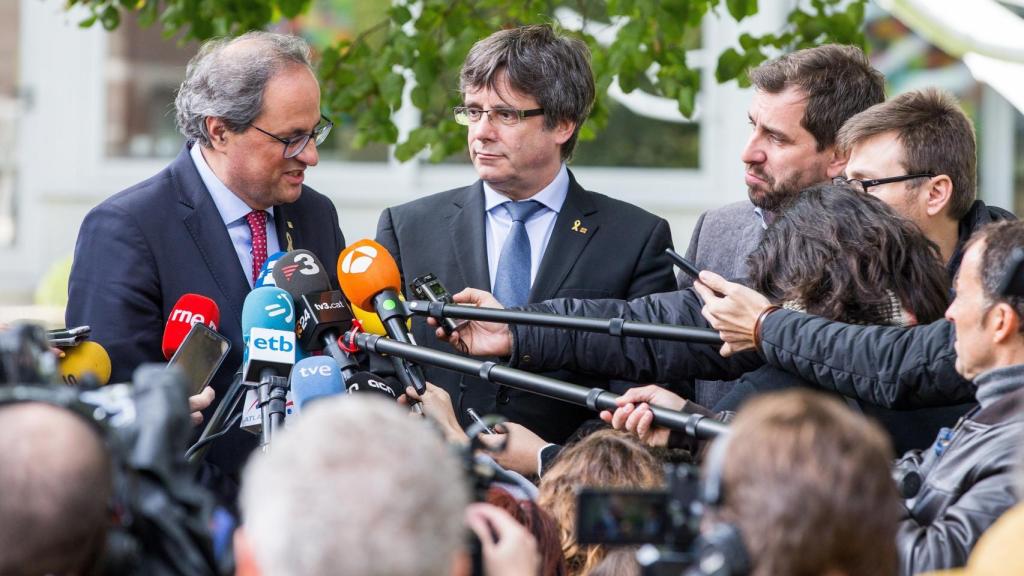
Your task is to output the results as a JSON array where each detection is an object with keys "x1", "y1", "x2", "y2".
[{"x1": 66, "y1": 0, "x2": 866, "y2": 162}]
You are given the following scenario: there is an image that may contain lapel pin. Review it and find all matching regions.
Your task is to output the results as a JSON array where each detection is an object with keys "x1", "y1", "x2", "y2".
[
  {"x1": 287, "y1": 220, "x2": 294, "y2": 229},
  {"x1": 285, "y1": 231, "x2": 294, "y2": 251},
  {"x1": 571, "y1": 219, "x2": 588, "y2": 234}
]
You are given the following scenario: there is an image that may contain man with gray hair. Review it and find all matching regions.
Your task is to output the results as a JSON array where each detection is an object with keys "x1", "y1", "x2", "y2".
[
  {"x1": 377, "y1": 24, "x2": 676, "y2": 447},
  {"x1": 233, "y1": 395, "x2": 471, "y2": 576},
  {"x1": 67, "y1": 31, "x2": 345, "y2": 502}
]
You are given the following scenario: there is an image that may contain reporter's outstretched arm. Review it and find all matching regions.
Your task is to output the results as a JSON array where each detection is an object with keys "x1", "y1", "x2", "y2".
[
  {"x1": 511, "y1": 290, "x2": 763, "y2": 384},
  {"x1": 694, "y1": 270, "x2": 772, "y2": 357},
  {"x1": 758, "y1": 310, "x2": 973, "y2": 408}
]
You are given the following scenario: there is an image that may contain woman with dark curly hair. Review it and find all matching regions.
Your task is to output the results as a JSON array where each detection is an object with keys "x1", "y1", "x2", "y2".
[
  {"x1": 749, "y1": 182, "x2": 949, "y2": 326},
  {"x1": 601, "y1": 183, "x2": 955, "y2": 454}
]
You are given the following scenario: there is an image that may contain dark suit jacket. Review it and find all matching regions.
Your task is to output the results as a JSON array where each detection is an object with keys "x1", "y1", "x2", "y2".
[
  {"x1": 376, "y1": 171, "x2": 676, "y2": 443},
  {"x1": 67, "y1": 144, "x2": 345, "y2": 493}
]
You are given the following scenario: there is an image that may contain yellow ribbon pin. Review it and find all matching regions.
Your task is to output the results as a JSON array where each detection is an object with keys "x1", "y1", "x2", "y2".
[{"x1": 571, "y1": 219, "x2": 588, "y2": 234}]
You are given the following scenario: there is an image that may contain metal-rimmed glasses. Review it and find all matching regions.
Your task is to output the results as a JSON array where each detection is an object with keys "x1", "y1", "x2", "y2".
[
  {"x1": 249, "y1": 113, "x2": 334, "y2": 159},
  {"x1": 453, "y1": 106, "x2": 544, "y2": 126},
  {"x1": 833, "y1": 173, "x2": 935, "y2": 193}
]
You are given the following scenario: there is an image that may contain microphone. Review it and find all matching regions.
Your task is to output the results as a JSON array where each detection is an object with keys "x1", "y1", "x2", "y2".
[
  {"x1": 349, "y1": 331, "x2": 728, "y2": 440},
  {"x1": 403, "y1": 301, "x2": 723, "y2": 345},
  {"x1": 57, "y1": 341, "x2": 111, "y2": 386},
  {"x1": 254, "y1": 251, "x2": 286, "y2": 288},
  {"x1": 162, "y1": 294, "x2": 221, "y2": 360},
  {"x1": 352, "y1": 297, "x2": 410, "y2": 337},
  {"x1": 241, "y1": 286, "x2": 297, "y2": 448},
  {"x1": 337, "y1": 239, "x2": 427, "y2": 394},
  {"x1": 290, "y1": 356, "x2": 344, "y2": 412},
  {"x1": 270, "y1": 249, "x2": 358, "y2": 381},
  {"x1": 345, "y1": 371, "x2": 401, "y2": 400}
]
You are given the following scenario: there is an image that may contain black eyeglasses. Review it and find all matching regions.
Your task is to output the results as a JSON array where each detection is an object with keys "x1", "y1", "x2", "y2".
[
  {"x1": 249, "y1": 114, "x2": 334, "y2": 159},
  {"x1": 833, "y1": 173, "x2": 935, "y2": 193},
  {"x1": 453, "y1": 106, "x2": 544, "y2": 126}
]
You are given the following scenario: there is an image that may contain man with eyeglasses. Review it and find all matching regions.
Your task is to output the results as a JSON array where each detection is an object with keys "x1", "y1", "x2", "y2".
[
  {"x1": 375, "y1": 24, "x2": 676, "y2": 449},
  {"x1": 67, "y1": 31, "x2": 345, "y2": 505},
  {"x1": 832, "y1": 88, "x2": 1013, "y2": 279}
]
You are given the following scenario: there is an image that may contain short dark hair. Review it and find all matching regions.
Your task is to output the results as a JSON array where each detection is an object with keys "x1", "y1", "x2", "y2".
[
  {"x1": 967, "y1": 221, "x2": 1024, "y2": 331},
  {"x1": 749, "y1": 44, "x2": 885, "y2": 151},
  {"x1": 460, "y1": 24, "x2": 595, "y2": 161},
  {"x1": 0, "y1": 403, "x2": 112, "y2": 576},
  {"x1": 719, "y1": 390, "x2": 899, "y2": 576},
  {"x1": 749, "y1": 182, "x2": 950, "y2": 324},
  {"x1": 838, "y1": 88, "x2": 978, "y2": 220}
]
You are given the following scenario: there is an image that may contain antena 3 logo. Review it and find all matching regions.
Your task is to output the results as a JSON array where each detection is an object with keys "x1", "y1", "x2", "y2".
[{"x1": 340, "y1": 245, "x2": 377, "y2": 274}]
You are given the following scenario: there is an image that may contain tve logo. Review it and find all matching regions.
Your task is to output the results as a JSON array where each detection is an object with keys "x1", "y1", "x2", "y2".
[
  {"x1": 247, "y1": 327, "x2": 295, "y2": 366},
  {"x1": 298, "y1": 364, "x2": 333, "y2": 378}
]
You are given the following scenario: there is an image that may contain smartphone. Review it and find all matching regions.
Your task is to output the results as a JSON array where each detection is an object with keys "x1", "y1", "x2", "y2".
[
  {"x1": 575, "y1": 488, "x2": 671, "y2": 545},
  {"x1": 665, "y1": 248, "x2": 700, "y2": 281},
  {"x1": 47, "y1": 325, "x2": 92, "y2": 348},
  {"x1": 167, "y1": 323, "x2": 231, "y2": 395}
]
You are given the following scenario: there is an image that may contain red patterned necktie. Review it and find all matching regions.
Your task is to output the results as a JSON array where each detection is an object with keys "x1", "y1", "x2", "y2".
[{"x1": 245, "y1": 210, "x2": 268, "y2": 284}]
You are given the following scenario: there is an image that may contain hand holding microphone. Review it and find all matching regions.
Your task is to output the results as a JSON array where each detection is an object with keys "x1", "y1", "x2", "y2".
[{"x1": 434, "y1": 288, "x2": 513, "y2": 357}]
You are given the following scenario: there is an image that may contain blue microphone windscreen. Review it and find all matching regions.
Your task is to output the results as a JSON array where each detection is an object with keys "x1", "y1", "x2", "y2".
[
  {"x1": 242, "y1": 286, "x2": 296, "y2": 335},
  {"x1": 290, "y1": 356, "x2": 344, "y2": 411},
  {"x1": 255, "y1": 252, "x2": 286, "y2": 288}
]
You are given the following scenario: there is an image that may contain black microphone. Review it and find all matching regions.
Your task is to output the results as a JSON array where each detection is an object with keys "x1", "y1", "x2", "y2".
[
  {"x1": 337, "y1": 239, "x2": 427, "y2": 395},
  {"x1": 271, "y1": 249, "x2": 359, "y2": 381},
  {"x1": 349, "y1": 332, "x2": 727, "y2": 440},
  {"x1": 404, "y1": 300, "x2": 723, "y2": 345},
  {"x1": 344, "y1": 371, "x2": 401, "y2": 400}
]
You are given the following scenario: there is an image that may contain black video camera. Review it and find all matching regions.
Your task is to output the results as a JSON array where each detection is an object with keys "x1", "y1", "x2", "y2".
[{"x1": 0, "y1": 324, "x2": 219, "y2": 576}]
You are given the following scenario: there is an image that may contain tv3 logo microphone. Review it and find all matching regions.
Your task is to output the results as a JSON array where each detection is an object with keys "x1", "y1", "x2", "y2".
[{"x1": 277, "y1": 252, "x2": 321, "y2": 281}]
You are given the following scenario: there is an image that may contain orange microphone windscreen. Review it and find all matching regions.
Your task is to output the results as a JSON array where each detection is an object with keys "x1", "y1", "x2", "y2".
[{"x1": 337, "y1": 239, "x2": 402, "y2": 310}]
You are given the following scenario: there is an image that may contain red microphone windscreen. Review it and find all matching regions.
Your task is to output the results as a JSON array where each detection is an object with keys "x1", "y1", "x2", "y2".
[
  {"x1": 162, "y1": 293, "x2": 220, "y2": 360},
  {"x1": 337, "y1": 239, "x2": 402, "y2": 310}
]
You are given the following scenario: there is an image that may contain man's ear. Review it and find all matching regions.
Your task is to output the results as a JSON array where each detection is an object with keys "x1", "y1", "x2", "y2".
[
  {"x1": 552, "y1": 119, "x2": 576, "y2": 146},
  {"x1": 233, "y1": 527, "x2": 263, "y2": 576},
  {"x1": 825, "y1": 146, "x2": 848, "y2": 179},
  {"x1": 990, "y1": 303, "x2": 1021, "y2": 345},
  {"x1": 205, "y1": 117, "x2": 230, "y2": 152},
  {"x1": 923, "y1": 174, "x2": 954, "y2": 218}
]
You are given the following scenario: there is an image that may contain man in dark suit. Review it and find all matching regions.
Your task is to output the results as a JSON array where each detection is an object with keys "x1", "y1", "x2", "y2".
[
  {"x1": 67, "y1": 32, "x2": 345, "y2": 498},
  {"x1": 376, "y1": 25, "x2": 675, "y2": 445},
  {"x1": 680, "y1": 44, "x2": 885, "y2": 408}
]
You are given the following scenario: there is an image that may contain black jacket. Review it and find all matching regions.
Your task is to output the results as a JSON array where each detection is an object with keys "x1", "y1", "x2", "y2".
[
  {"x1": 894, "y1": 386, "x2": 1024, "y2": 574},
  {"x1": 515, "y1": 293, "x2": 964, "y2": 452}
]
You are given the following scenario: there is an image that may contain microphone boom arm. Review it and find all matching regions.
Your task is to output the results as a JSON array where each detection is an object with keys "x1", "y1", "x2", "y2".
[
  {"x1": 352, "y1": 332, "x2": 727, "y2": 440},
  {"x1": 405, "y1": 301, "x2": 723, "y2": 345}
]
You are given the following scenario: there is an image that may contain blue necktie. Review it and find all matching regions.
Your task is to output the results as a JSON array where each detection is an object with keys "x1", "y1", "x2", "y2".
[{"x1": 493, "y1": 200, "x2": 544, "y2": 307}]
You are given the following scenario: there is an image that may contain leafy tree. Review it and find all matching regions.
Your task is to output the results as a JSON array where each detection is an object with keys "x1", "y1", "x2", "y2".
[{"x1": 67, "y1": 0, "x2": 866, "y2": 162}]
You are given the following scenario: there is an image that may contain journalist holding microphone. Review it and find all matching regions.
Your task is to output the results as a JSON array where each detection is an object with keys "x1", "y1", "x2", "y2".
[{"x1": 66, "y1": 31, "x2": 345, "y2": 502}]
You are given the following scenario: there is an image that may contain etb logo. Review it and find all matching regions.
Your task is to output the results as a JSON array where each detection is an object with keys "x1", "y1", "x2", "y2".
[{"x1": 247, "y1": 327, "x2": 295, "y2": 365}]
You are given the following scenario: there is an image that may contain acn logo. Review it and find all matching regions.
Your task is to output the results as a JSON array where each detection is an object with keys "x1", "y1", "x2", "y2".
[{"x1": 340, "y1": 245, "x2": 378, "y2": 275}]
